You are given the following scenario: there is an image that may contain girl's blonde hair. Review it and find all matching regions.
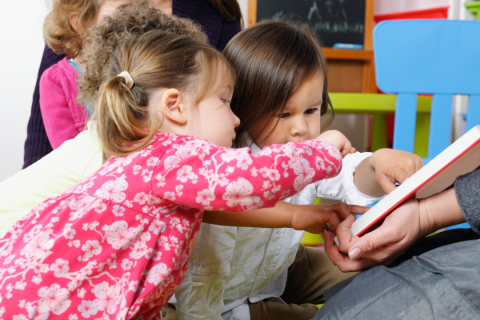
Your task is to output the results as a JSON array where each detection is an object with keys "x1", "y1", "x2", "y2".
[
  {"x1": 84, "y1": 30, "x2": 234, "y2": 157},
  {"x1": 79, "y1": 1, "x2": 208, "y2": 107},
  {"x1": 44, "y1": 0, "x2": 103, "y2": 57}
]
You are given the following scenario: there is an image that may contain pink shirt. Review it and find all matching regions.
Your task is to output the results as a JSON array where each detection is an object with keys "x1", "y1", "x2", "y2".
[
  {"x1": 39, "y1": 58, "x2": 89, "y2": 149},
  {"x1": 0, "y1": 133, "x2": 341, "y2": 319}
]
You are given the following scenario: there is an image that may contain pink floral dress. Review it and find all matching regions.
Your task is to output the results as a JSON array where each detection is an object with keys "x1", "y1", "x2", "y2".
[{"x1": 0, "y1": 132, "x2": 342, "y2": 320}]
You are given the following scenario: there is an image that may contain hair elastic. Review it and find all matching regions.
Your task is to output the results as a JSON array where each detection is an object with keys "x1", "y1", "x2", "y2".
[{"x1": 117, "y1": 71, "x2": 134, "y2": 89}]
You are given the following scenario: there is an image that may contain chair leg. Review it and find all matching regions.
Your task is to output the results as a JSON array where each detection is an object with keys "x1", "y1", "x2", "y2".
[
  {"x1": 466, "y1": 95, "x2": 480, "y2": 131},
  {"x1": 393, "y1": 93, "x2": 417, "y2": 153},
  {"x1": 428, "y1": 94, "x2": 453, "y2": 159}
]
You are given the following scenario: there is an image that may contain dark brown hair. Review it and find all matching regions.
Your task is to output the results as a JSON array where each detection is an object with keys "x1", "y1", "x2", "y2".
[
  {"x1": 207, "y1": 0, "x2": 243, "y2": 27},
  {"x1": 43, "y1": 0, "x2": 103, "y2": 57},
  {"x1": 223, "y1": 20, "x2": 334, "y2": 147},
  {"x1": 79, "y1": 0, "x2": 208, "y2": 107}
]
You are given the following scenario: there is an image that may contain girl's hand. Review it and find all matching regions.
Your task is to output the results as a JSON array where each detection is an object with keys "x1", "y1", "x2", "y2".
[
  {"x1": 317, "y1": 130, "x2": 356, "y2": 158},
  {"x1": 290, "y1": 203, "x2": 369, "y2": 234},
  {"x1": 369, "y1": 149, "x2": 423, "y2": 194}
]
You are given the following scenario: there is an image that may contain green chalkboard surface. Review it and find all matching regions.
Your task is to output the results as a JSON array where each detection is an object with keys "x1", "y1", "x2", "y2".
[{"x1": 256, "y1": 0, "x2": 366, "y2": 48}]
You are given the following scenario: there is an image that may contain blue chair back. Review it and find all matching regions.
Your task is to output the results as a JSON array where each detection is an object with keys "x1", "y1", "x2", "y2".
[{"x1": 373, "y1": 20, "x2": 480, "y2": 162}]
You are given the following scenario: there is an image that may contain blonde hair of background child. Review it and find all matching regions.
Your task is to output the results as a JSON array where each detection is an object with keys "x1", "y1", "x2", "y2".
[
  {"x1": 82, "y1": 29, "x2": 235, "y2": 157},
  {"x1": 44, "y1": 0, "x2": 104, "y2": 57}
]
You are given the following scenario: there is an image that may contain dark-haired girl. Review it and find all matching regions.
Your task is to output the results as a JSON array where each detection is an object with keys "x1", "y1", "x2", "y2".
[{"x1": 172, "y1": 20, "x2": 424, "y2": 320}]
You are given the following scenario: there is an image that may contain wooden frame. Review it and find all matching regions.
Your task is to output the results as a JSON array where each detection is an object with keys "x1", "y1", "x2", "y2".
[{"x1": 247, "y1": 0, "x2": 377, "y2": 93}]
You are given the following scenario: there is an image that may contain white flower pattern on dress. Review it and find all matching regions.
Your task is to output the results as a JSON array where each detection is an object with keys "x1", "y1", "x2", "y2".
[{"x1": 0, "y1": 132, "x2": 341, "y2": 319}]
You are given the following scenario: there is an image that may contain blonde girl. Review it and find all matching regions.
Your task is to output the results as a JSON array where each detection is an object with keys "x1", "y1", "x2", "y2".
[{"x1": 0, "y1": 24, "x2": 352, "y2": 319}]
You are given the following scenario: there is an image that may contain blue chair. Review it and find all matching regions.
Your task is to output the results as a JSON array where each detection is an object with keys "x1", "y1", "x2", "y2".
[{"x1": 374, "y1": 20, "x2": 480, "y2": 229}]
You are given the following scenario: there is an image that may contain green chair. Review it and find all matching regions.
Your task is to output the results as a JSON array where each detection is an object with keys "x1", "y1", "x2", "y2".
[
  {"x1": 329, "y1": 93, "x2": 432, "y2": 158},
  {"x1": 465, "y1": 1, "x2": 480, "y2": 19}
]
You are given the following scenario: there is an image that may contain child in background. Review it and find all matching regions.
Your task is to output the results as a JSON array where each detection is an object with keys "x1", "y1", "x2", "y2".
[
  {"x1": 0, "y1": 27, "x2": 355, "y2": 320},
  {"x1": 172, "y1": 21, "x2": 424, "y2": 320},
  {"x1": 24, "y1": 0, "x2": 242, "y2": 169},
  {"x1": 39, "y1": 0, "x2": 132, "y2": 149}
]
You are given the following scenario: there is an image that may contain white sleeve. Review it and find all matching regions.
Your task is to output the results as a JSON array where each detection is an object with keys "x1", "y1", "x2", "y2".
[
  {"x1": 315, "y1": 152, "x2": 385, "y2": 206},
  {"x1": 0, "y1": 122, "x2": 102, "y2": 238}
]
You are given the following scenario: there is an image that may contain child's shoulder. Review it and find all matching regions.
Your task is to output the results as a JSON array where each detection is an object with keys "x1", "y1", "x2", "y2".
[
  {"x1": 40, "y1": 57, "x2": 77, "y2": 85},
  {"x1": 149, "y1": 132, "x2": 217, "y2": 154}
]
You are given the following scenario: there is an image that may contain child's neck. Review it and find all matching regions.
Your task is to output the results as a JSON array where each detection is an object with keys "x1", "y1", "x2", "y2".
[{"x1": 72, "y1": 54, "x2": 86, "y2": 72}]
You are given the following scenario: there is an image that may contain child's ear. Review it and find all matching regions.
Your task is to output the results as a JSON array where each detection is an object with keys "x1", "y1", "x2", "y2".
[
  {"x1": 159, "y1": 89, "x2": 188, "y2": 125},
  {"x1": 69, "y1": 12, "x2": 80, "y2": 32}
]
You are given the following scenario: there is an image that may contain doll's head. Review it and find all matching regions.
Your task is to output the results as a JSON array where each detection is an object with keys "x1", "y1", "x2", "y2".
[{"x1": 223, "y1": 20, "x2": 334, "y2": 148}]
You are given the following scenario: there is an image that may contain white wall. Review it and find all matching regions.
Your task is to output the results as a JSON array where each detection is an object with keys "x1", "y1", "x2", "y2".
[
  {"x1": 0, "y1": 1, "x2": 49, "y2": 182},
  {"x1": 238, "y1": 0, "x2": 248, "y2": 24}
]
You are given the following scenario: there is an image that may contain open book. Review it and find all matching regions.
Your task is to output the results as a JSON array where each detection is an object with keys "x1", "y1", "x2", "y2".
[{"x1": 335, "y1": 125, "x2": 480, "y2": 246}]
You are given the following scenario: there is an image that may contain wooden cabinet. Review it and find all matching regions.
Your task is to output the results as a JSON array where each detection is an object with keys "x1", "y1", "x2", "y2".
[{"x1": 247, "y1": 0, "x2": 377, "y2": 93}]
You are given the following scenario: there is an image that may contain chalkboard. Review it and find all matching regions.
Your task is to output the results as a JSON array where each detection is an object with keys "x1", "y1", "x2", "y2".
[{"x1": 256, "y1": 0, "x2": 366, "y2": 48}]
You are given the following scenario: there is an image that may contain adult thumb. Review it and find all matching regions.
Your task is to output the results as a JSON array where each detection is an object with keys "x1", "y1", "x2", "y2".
[{"x1": 348, "y1": 229, "x2": 386, "y2": 260}]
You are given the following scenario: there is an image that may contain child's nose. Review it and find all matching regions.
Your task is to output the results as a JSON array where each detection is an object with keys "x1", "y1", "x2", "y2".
[
  {"x1": 291, "y1": 118, "x2": 308, "y2": 136},
  {"x1": 233, "y1": 113, "x2": 240, "y2": 128}
]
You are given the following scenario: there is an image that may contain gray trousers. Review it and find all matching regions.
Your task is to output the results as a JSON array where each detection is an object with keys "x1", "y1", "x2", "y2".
[{"x1": 315, "y1": 239, "x2": 480, "y2": 320}]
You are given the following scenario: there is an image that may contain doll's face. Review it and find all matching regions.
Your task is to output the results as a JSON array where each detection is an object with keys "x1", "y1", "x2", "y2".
[{"x1": 249, "y1": 72, "x2": 324, "y2": 148}]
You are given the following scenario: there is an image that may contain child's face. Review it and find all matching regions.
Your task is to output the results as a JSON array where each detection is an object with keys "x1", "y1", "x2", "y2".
[
  {"x1": 95, "y1": 0, "x2": 133, "y2": 26},
  {"x1": 187, "y1": 68, "x2": 240, "y2": 148},
  {"x1": 249, "y1": 72, "x2": 324, "y2": 148}
]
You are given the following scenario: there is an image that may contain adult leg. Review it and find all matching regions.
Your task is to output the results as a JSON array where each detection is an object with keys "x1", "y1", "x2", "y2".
[
  {"x1": 315, "y1": 239, "x2": 480, "y2": 320},
  {"x1": 390, "y1": 228, "x2": 480, "y2": 267}
]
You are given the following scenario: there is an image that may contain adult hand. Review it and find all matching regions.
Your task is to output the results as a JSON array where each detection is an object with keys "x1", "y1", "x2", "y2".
[
  {"x1": 317, "y1": 130, "x2": 356, "y2": 158},
  {"x1": 324, "y1": 188, "x2": 466, "y2": 272},
  {"x1": 290, "y1": 203, "x2": 369, "y2": 234},
  {"x1": 324, "y1": 200, "x2": 426, "y2": 272}
]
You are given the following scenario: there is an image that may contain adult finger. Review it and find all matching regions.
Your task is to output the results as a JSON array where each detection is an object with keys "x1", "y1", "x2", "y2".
[
  {"x1": 346, "y1": 205, "x2": 370, "y2": 215},
  {"x1": 347, "y1": 223, "x2": 396, "y2": 260},
  {"x1": 324, "y1": 230, "x2": 374, "y2": 272},
  {"x1": 334, "y1": 215, "x2": 357, "y2": 253}
]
